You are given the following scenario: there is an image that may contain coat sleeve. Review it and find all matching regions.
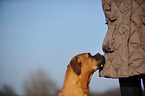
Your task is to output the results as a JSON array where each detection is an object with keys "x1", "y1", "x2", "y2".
[
  {"x1": 102, "y1": 0, "x2": 115, "y2": 53},
  {"x1": 102, "y1": 0, "x2": 112, "y2": 24}
]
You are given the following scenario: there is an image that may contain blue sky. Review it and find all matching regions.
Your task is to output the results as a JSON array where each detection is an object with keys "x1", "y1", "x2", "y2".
[{"x1": 0, "y1": 0, "x2": 119, "y2": 95}]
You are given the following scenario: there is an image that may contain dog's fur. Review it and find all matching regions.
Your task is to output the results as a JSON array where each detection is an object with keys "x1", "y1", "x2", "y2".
[{"x1": 58, "y1": 53, "x2": 105, "y2": 96}]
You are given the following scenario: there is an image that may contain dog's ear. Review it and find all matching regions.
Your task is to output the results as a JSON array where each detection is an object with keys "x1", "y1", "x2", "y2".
[{"x1": 70, "y1": 56, "x2": 81, "y2": 76}]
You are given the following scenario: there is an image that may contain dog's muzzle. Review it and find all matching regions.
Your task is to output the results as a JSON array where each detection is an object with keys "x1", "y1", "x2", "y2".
[{"x1": 94, "y1": 53, "x2": 105, "y2": 70}]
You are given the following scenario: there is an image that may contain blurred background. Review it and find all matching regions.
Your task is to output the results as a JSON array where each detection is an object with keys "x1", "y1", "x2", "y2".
[{"x1": 0, "y1": 0, "x2": 142, "y2": 96}]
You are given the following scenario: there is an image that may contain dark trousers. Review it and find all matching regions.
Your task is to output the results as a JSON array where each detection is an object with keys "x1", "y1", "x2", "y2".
[{"x1": 119, "y1": 74, "x2": 145, "y2": 96}]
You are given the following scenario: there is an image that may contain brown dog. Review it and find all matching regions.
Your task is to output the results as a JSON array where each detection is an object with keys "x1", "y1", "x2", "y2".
[{"x1": 58, "y1": 53, "x2": 105, "y2": 96}]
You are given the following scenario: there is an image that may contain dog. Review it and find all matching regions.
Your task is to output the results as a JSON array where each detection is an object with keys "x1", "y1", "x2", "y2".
[{"x1": 58, "y1": 53, "x2": 105, "y2": 96}]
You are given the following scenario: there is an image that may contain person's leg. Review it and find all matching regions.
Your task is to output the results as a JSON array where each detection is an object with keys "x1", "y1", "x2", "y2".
[
  {"x1": 141, "y1": 74, "x2": 145, "y2": 96},
  {"x1": 141, "y1": 74, "x2": 145, "y2": 88},
  {"x1": 119, "y1": 75, "x2": 143, "y2": 96}
]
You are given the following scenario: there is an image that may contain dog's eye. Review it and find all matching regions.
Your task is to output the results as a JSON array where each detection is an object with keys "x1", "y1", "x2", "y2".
[{"x1": 88, "y1": 53, "x2": 92, "y2": 58}]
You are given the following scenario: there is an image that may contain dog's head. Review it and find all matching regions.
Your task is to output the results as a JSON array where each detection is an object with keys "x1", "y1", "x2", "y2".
[{"x1": 69, "y1": 53, "x2": 105, "y2": 76}]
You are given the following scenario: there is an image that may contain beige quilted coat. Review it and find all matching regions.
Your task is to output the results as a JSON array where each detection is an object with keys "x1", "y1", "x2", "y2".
[{"x1": 100, "y1": 0, "x2": 145, "y2": 78}]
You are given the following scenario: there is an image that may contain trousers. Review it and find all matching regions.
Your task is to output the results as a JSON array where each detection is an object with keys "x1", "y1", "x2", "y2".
[{"x1": 119, "y1": 74, "x2": 145, "y2": 96}]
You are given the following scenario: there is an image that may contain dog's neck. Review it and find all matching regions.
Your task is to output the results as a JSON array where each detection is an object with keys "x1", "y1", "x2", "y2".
[
  {"x1": 62, "y1": 66, "x2": 94, "y2": 95},
  {"x1": 81, "y1": 70, "x2": 94, "y2": 95}
]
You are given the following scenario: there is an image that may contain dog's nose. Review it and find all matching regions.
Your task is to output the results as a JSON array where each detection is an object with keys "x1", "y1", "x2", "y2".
[
  {"x1": 94, "y1": 53, "x2": 101, "y2": 57},
  {"x1": 96, "y1": 53, "x2": 101, "y2": 56},
  {"x1": 94, "y1": 53, "x2": 105, "y2": 62}
]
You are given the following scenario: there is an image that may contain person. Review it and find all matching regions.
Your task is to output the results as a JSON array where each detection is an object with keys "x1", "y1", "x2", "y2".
[{"x1": 99, "y1": 0, "x2": 145, "y2": 96}]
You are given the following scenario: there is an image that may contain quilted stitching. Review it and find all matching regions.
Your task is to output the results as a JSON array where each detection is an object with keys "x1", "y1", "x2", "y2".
[{"x1": 100, "y1": 0, "x2": 145, "y2": 78}]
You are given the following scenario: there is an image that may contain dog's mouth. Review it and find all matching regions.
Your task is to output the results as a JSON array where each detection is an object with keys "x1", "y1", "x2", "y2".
[{"x1": 94, "y1": 53, "x2": 105, "y2": 69}]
